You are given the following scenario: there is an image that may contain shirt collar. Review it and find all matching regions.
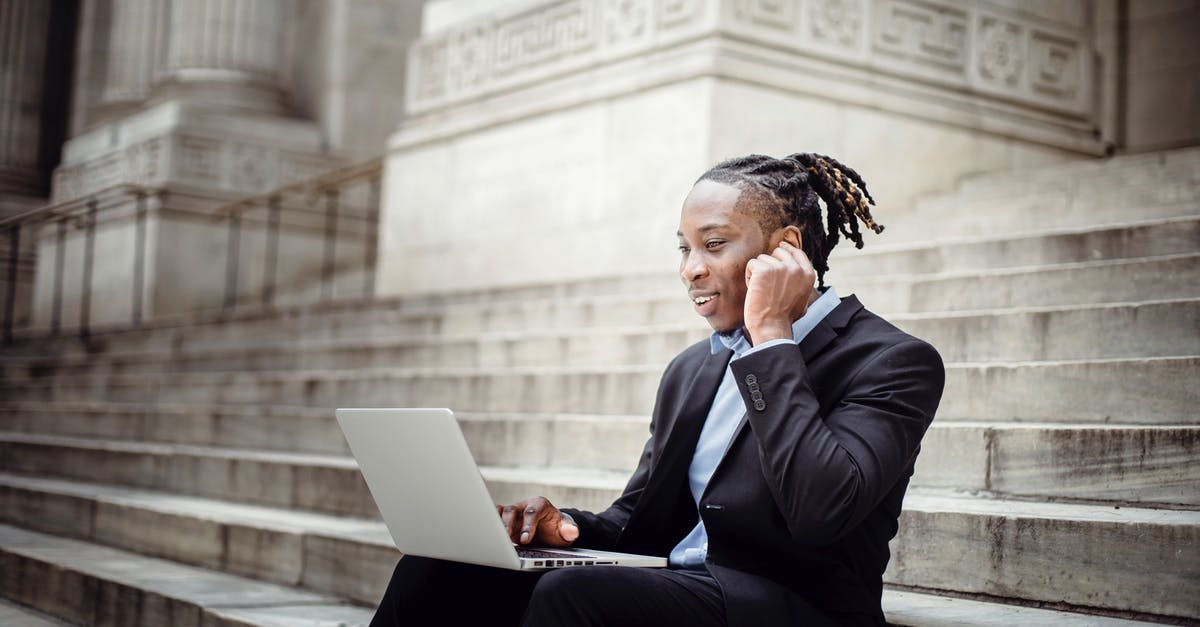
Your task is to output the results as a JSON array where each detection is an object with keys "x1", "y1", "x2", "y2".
[{"x1": 708, "y1": 285, "x2": 841, "y2": 355}]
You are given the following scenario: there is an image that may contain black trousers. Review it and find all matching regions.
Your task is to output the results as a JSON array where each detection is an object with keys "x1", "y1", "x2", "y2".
[{"x1": 369, "y1": 555, "x2": 727, "y2": 627}]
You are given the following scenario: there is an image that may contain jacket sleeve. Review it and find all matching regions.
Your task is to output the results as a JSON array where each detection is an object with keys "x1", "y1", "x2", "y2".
[{"x1": 728, "y1": 338, "x2": 944, "y2": 547}]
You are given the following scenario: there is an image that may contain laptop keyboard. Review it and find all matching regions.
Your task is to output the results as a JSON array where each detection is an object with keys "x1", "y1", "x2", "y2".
[{"x1": 517, "y1": 548, "x2": 596, "y2": 560}]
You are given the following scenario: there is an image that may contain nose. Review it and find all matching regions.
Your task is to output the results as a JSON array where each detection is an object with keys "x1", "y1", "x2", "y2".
[{"x1": 680, "y1": 250, "x2": 708, "y2": 283}]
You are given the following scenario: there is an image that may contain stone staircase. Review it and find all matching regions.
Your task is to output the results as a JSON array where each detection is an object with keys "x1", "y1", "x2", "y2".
[{"x1": 0, "y1": 147, "x2": 1197, "y2": 625}]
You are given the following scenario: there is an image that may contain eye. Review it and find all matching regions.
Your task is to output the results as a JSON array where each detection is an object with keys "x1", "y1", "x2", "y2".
[
  {"x1": 678, "y1": 245, "x2": 690, "y2": 255},
  {"x1": 705, "y1": 240, "x2": 724, "y2": 250}
]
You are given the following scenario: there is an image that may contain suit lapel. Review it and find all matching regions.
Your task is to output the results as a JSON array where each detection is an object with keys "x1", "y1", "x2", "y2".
[
  {"x1": 799, "y1": 294, "x2": 863, "y2": 362},
  {"x1": 642, "y1": 347, "x2": 731, "y2": 499},
  {"x1": 706, "y1": 294, "x2": 865, "y2": 493}
]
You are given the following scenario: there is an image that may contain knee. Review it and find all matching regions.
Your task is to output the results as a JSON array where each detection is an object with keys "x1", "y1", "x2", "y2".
[
  {"x1": 528, "y1": 568, "x2": 577, "y2": 604},
  {"x1": 524, "y1": 568, "x2": 594, "y2": 624}
]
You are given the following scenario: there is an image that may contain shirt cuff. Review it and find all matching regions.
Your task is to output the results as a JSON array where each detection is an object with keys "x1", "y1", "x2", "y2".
[{"x1": 737, "y1": 338, "x2": 793, "y2": 358}]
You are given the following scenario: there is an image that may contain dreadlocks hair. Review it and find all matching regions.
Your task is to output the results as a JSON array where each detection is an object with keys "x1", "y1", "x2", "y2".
[{"x1": 696, "y1": 152, "x2": 884, "y2": 288}]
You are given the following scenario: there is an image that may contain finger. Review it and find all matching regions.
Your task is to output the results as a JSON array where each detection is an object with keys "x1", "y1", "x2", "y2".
[
  {"x1": 501, "y1": 504, "x2": 520, "y2": 543},
  {"x1": 557, "y1": 514, "x2": 580, "y2": 542},
  {"x1": 778, "y1": 241, "x2": 813, "y2": 269},
  {"x1": 520, "y1": 502, "x2": 546, "y2": 545}
]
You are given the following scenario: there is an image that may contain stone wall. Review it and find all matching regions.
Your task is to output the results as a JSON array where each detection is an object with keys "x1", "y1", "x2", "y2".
[{"x1": 375, "y1": 0, "x2": 1101, "y2": 297}]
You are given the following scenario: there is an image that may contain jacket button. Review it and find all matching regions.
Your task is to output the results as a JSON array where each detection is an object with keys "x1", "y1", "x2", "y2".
[
  {"x1": 754, "y1": 399, "x2": 766, "y2": 411},
  {"x1": 744, "y1": 374, "x2": 757, "y2": 385},
  {"x1": 750, "y1": 390, "x2": 763, "y2": 402}
]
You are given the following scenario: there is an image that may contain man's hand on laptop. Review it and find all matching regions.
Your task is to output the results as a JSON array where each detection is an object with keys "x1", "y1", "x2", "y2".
[{"x1": 497, "y1": 496, "x2": 580, "y2": 547}]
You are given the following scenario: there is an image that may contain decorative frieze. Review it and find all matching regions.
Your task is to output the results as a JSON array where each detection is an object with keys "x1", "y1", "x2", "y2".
[
  {"x1": 408, "y1": 0, "x2": 711, "y2": 112},
  {"x1": 407, "y1": 0, "x2": 1091, "y2": 119},
  {"x1": 51, "y1": 135, "x2": 334, "y2": 204},
  {"x1": 873, "y1": 0, "x2": 968, "y2": 73}
]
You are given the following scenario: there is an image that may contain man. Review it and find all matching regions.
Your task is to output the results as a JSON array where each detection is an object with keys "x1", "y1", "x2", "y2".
[{"x1": 371, "y1": 153, "x2": 945, "y2": 626}]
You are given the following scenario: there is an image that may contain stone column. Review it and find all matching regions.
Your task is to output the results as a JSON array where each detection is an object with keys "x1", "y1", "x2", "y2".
[
  {"x1": 157, "y1": 0, "x2": 288, "y2": 112},
  {"x1": 100, "y1": 0, "x2": 167, "y2": 109},
  {"x1": 0, "y1": 0, "x2": 52, "y2": 198}
]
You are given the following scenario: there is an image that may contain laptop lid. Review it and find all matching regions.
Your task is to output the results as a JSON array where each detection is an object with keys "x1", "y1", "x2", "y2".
[{"x1": 337, "y1": 407, "x2": 521, "y2": 570}]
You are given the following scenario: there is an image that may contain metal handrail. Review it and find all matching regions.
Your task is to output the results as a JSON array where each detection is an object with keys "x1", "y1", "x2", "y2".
[
  {"x1": 213, "y1": 156, "x2": 383, "y2": 218},
  {"x1": 0, "y1": 183, "x2": 153, "y2": 229},
  {"x1": 1, "y1": 155, "x2": 385, "y2": 345}
]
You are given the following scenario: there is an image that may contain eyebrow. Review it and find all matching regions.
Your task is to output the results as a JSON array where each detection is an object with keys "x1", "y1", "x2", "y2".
[{"x1": 676, "y1": 223, "x2": 728, "y2": 237}]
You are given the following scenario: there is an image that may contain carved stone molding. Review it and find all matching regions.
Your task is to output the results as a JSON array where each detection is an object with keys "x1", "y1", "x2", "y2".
[
  {"x1": 408, "y1": 0, "x2": 710, "y2": 112},
  {"x1": 407, "y1": 0, "x2": 1091, "y2": 120},
  {"x1": 52, "y1": 134, "x2": 334, "y2": 204}
]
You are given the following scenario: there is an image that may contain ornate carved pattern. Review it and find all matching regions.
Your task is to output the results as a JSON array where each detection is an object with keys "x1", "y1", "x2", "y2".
[
  {"x1": 874, "y1": 0, "x2": 968, "y2": 72},
  {"x1": 1030, "y1": 30, "x2": 1079, "y2": 98},
  {"x1": 230, "y1": 144, "x2": 273, "y2": 192},
  {"x1": 410, "y1": 0, "x2": 708, "y2": 111},
  {"x1": 978, "y1": 17, "x2": 1023, "y2": 86},
  {"x1": 412, "y1": 38, "x2": 449, "y2": 103},
  {"x1": 50, "y1": 136, "x2": 334, "y2": 204},
  {"x1": 406, "y1": 0, "x2": 1090, "y2": 117},
  {"x1": 657, "y1": 0, "x2": 704, "y2": 29},
  {"x1": 734, "y1": 0, "x2": 798, "y2": 32},
  {"x1": 449, "y1": 24, "x2": 493, "y2": 90},
  {"x1": 809, "y1": 0, "x2": 861, "y2": 48},
  {"x1": 125, "y1": 138, "x2": 163, "y2": 187},
  {"x1": 179, "y1": 137, "x2": 221, "y2": 183},
  {"x1": 280, "y1": 154, "x2": 330, "y2": 186},
  {"x1": 493, "y1": 1, "x2": 597, "y2": 77},
  {"x1": 603, "y1": 0, "x2": 651, "y2": 46}
]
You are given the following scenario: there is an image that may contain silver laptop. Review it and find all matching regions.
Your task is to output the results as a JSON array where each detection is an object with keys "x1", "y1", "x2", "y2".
[{"x1": 336, "y1": 407, "x2": 667, "y2": 570}]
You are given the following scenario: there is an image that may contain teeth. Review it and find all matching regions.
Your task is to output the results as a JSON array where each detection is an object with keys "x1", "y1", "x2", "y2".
[{"x1": 694, "y1": 295, "x2": 714, "y2": 304}]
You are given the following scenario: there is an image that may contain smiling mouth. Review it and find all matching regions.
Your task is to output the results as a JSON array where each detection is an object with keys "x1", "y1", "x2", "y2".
[{"x1": 693, "y1": 295, "x2": 716, "y2": 305}]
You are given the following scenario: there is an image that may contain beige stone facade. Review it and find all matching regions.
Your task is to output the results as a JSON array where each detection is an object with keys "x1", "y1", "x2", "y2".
[{"x1": 5, "y1": 0, "x2": 1197, "y2": 324}]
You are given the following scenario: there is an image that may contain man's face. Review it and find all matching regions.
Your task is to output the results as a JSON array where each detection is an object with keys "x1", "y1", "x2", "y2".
[{"x1": 677, "y1": 180, "x2": 770, "y2": 334}]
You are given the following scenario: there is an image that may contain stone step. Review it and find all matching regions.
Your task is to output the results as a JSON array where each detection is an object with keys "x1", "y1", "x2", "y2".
[
  {"x1": 2, "y1": 300, "x2": 1193, "y2": 384},
  {"x1": 0, "y1": 432, "x2": 377, "y2": 517},
  {"x1": 913, "y1": 422, "x2": 1200, "y2": 507},
  {"x1": 1, "y1": 469, "x2": 1193, "y2": 622},
  {"x1": 8, "y1": 230, "x2": 1194, "y2": 363},
  {"x1": 0, "y1": 599, "x2": 72, "y2": 627},
  {"x1": 955, "y1": 146, "x2": 1200, "y2": 199},
  {"x1": 0, "y1": 431, "x2": 632, "y2": 517},
  {"x1": 893, "y1": 299, "x2": 1200, "y2": 363},
  {"x1": 887, "y1": 148, "x2": 1200, "y2": 241},
  {"x1": 0, "y1": 473, "x2": 397, "y2": 607},
  {"x1": 3, "y1": 405, "x2": 1196, "y2": 518},
  {"x1": 13, "y1": 272, "x2": 694, "y2": 351},
  {"x1": 881, "y1": 589, "x2": 1163, "y2": 626},
  {"x1": 939, "y1": 356, "x2": 1199, "y2": 424},
  {"x1": 828, "y1": 213, "x2": 1200, "y2": 277},
  {"x1": 6, "y1": 356, "x2": 1197, "y2": 424},
  {"x1": 14, "y1": 210, "x2": 1196, "y2": 360},
  {"x1": 3, "y1": 403, "x2": 1196, "y2": 506},
  {"x1": 890, "y1": 193, "x2": 1197, "y2": 243},
  {"x1": 0, "y1": 523, "x2": 374, "y2": 627},
  {"x1": 0, "y1": 401, "x2": 349, "y2": 454},
  {"x1": 853, "y1": 252, "x2": 1199, "y2": 313},
  {"x1": 0, "y1": 474, "x2": 1169, "y2": 625},
  {"x1": 886, "y1": 493, "x2": 1200, "y2": 620}
]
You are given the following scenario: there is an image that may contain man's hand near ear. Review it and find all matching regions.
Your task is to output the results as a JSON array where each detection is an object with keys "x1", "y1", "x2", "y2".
[{"x1": 743, "y1": 240, "x2": 818, "y2": 346}]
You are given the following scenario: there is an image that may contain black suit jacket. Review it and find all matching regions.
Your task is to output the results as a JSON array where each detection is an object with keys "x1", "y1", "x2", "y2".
[{"x1": 563, "y1": 295, "x2": 945, "y2": 627}]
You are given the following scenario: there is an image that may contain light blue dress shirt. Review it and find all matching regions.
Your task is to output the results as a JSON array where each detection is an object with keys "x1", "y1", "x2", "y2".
[{"x1": 668, "y1": 286, "x2": 841, "y2": 568}]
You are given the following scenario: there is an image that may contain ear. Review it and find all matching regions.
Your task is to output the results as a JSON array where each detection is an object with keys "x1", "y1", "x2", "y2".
[{"x1": 769, "y1": 225, "x2": 803, "y2": 251}]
